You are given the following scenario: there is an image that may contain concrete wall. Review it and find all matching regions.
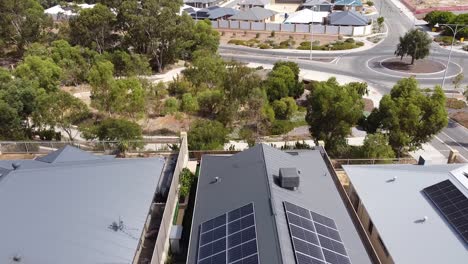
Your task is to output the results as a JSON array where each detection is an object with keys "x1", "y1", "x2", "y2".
[
  {"x1": 150, "y1": 132, "x2": 189, "y2": 264},
  {"x1": 349, "y1": 184, "x2": 395, "y2": 264},
  {"x1": 212, "y1": 20, "x2": 372, "y2": 36}
]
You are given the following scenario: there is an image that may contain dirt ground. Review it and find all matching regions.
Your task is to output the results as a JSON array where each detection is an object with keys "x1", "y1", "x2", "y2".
[
  {"x1": 140, "y1": 114, "x2": 194, "y2": 134},
  {"x1": 363, "y1": 98, "x2": 374, "y2": 112},
  {"x1": 407, "y1": 0, "x2": 468, "y2": 8},
  {"x1": 450, "y1": 110, "x2": 468, "y2": 128},
  {"x1": 218, "y1": 29, "x2": 339, "y2": 46},
  {"x1": 381, "y1": 58, "x2": 445, "y2": 73}
]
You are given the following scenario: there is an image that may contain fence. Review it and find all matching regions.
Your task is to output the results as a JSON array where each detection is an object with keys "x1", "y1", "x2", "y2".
[
  {"x1": 332, "y1": 158, "x2": 417, "y2": 169},
  {"x1": 150, "y1": 132, "x2": 189, "y2": 264},
  {"x1": 211, "y1": 20, "x2": 373, "y2": 36},
  {"x1": 0, "y1": 137, "x2": 180, "y2": 155}
]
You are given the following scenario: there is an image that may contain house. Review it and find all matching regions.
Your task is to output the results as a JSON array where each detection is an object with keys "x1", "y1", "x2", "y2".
[
  {"x1": 187, "y1": 144, "x2": 377, "y2": 264},
  {"x1": 191, "y1": 6, "x2": 238, "y2": 20},
  {"x1": 184, "y1": 0, "x2": 223, "y2": 8},
  {"x1": 299, "y1": 0, "x2": 333, "y2": 12},
  {"x1": 44, "y1": 4, "x2": 95, "y2": 20},
  {"x1": 343, "y1": 164, "x2": 468, "y2": 264},
  {"x1": 284, "y1": 9, "x2": 330, "y2": 24},
  {"x1": 328, "y1": 10, "x2": 369, "y2": 26},
  {"x1": 229, "y1": 7, "x2": 278, "y2": 22},
  {"x1": 0, "y1": 145, "x2": 167, "y2": 263},
  {"x1": 238, "y1": 0, "x2": 268, "y2": 10},
  {"x1": 333, "y1": 0, "x2": 363, "y2": 11}
]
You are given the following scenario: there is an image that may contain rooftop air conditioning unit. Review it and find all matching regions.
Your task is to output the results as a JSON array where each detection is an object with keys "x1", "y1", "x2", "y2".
[{"x1": 279, "y1": 167, "x2": 300, "y2": 189}]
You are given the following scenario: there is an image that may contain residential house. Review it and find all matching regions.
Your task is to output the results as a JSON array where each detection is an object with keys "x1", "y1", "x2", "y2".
[
  {"x1": 284, "y1": 9, "x2": 329, "y2": 24},
  {"x1": 184, "y1": 0, "x2": 223, "y2": 8},
  {"x1": 238, "y1": 0, "x2": 267, "y2": 10},
  {"x1": 333, "y1": 0, "x2": 363, "y2": 11},
  {"x1": 344, "y1": 164, "x2": 468, "y2": 264},
  {"x1": 328, "y1": 10, "x2": 369, "y2": 26},
  {"x1": 229, "y1": 7, "x2": 278, "y2": 22},
  {"x1": 299, "y1": 0, "x2": 333, "y2": 12},
  {"x1": 187, "y1": 144, "x2": 378, "y2": 264},
  {"x1": 44, "y1": 4, "x2": 95, "y2": 20},
  {"x1": 192, "y1": 6, "x2": 238, "y2": 20}
]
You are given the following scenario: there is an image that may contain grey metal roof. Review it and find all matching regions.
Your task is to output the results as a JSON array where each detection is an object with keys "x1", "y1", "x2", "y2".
[
  {"x1": 229, "y1": 7, "x2": 277, "y2": 21},
  {"x1": 0, "y1": 146, "x2": 165, "y2": 264},
  {"x1": 193, "y1": 6, "x2": 238, "y2": 19},
  {"x1": 343, "y1": 164, "x2": 468, "y2": 264},
  {"x1": 328, "y1": 10, "x2": 368, "y2": 26},
  {"x1": 184, "y1": 0, "x2": 220, "y2": 4},
  {"x1": 238, "y1": 0, "x2": 267, "y2": 6},
  {"x1": 302, "y1": 0, "x2": 333, "y2": 6},
  {"x1": 187, "y1": 144, "x2": 373, "y2": 263},
  {"x1": 36, "y1": 145, "x2": 102, "y2": 163}
]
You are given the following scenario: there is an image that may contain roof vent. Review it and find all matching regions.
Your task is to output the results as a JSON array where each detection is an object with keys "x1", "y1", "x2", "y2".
[
  {"x1": 12, "y1": 255, "x2": 22, "y2": 262},
  {"x1": 211, "y1": 177, "x2": 221, "y2": 184},
  {"x1": 279, "y1": 168, "x2": 300, "y2": 189},
  {"x1": 387, "y1": 176, "x2": 397, "y2": 183},
  {"x1": 12, "y1": 163, "x2": 21, "y2": 170}
]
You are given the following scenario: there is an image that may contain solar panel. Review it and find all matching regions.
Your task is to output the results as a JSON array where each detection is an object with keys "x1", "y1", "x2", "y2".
[
  {"x1": 284, "y1": 201, "x2": 352, "y2": 264},
  {"x1": 198, "y1": 203, "x2": 260, "y2": 264},
  {"x1": 423, "y1": 179, "x2": 468, "y2": 244}
]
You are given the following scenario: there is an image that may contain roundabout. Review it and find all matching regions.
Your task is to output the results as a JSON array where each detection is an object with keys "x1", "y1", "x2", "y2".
[{"x1": 366, "y1": 55, "x2": 463, "y2": 80}]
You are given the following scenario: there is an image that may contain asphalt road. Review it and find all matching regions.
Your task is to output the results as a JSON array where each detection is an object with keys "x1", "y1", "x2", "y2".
[{"x1": 219, "y1": 0, "x2": 468, "y2": 162}]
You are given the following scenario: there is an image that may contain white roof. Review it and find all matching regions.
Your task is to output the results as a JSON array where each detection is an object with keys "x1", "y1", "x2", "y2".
[
  {"x1": 284, "y1": 9, "x2": 329, "y2": 24},
  {"x1": 44, "y1": 4, "x2": 95, "y2": 16},
  {"x1": 344, "y1": 164, "x2": 468, "y2": 264},
  {"x1": 0, "y1": 147, "x2": 165, "y2": 264}
]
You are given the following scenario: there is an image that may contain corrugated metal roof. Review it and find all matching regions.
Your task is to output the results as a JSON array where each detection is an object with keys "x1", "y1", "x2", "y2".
[
  {"x1": 187, "y1": 144, "x2": 373, "y2": 263},
  {"x1": 344, "y1": 164, "x2": 468, "y2": 264},
  {"x1": 229, "y1": 7, "x2": 277, "y2": 21},
  {"x1": 329, "y1": 10, "x2": 368, "y2": 26},
  {"x1": 0, "y1": 146, "x2": 165, "y2": 264}
]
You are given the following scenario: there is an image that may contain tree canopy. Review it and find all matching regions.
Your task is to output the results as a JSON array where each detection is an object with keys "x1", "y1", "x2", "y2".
[
  {"x1": 305, "y1": 77, "x2": 364, "y2": 154},
  {"x1": 395, "y1": 29, "x2": 432, "y2": 65},
  {"x1": 366, "y1": 77, "x2": 448, "y2": 155},
  {"x1": 188, "y1": 120, "x2": 228, "y2": 150}
]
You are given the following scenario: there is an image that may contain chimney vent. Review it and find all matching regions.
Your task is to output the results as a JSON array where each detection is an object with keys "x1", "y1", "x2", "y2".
[{"x1": 279, "y1": 168, "x2": 300, "y2": 189}]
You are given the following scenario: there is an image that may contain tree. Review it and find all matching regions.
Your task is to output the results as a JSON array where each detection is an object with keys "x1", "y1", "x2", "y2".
[
  {"x1": 183, "y1": 19, "x2": 220, "y2": 59},
  {"x1": 180, "y1": 93, "x2": 199, "y2": 113},
  {"x1": 183, "y1": 49, "x2": 226, "y2": 89},
  {"x1": 14, "y1": 55, "x2": 62, "y2": 92},
  {"x1": 368, "y1": 78, "x2": 448, "y2": 155},
  {"x1": 88, "y1": 60, "x2": 115, "y2": 113},
  {"x1": 34, "y1": 90, "x2": 90, "y2": 140},
  {"x1": 107, "y1": 50, "x2": 151, "y2": 77},
  {"x1": 452, "y1": 73, "x2": 464, "y2": 89},
  {"x1": 265, "y1": 77, "x2": 289, "y2": 102},
  {"x1": 118, "y1": 0, "x2": 193, "y2": 72},
  {"x1": 81, "y1": 118, "x2": 143, "y2": 152},
  {"x1": 0, "y1": 100, "x2": 24, "y2": 140},
  {"x1": 346, "y1": 82, "x2": 369, "y2": 96},
  {"x1": 377, "y1": 17, "x2": 384, "y2": 32},
  {"x1": 395, "y1": 29, "x2": 432, "y2": 65},
  {"x1": 188, "y1": 120, "x2": 228, "y2": 150},
  {"x1": 360, "y1": 133, "x2": 395, "y2": 159},
  {"x1": 305, "y1": 77, "x2": 364, "y2": 154},
  {"x1": 111, "y1": 77, "x2": 146, "y2": 118},
  {"x1": 69, "y1": 4, "x2": 117, "y2": 53},
  {"x1": 197, "y1": 89, "x2": 223, "y2": 117},
  {"x1": 272, "y1": 97, "x2": 297, "y2": 120},
  {"x1": 424, "y1": 11, "x2": 456, "y2": 27},
  {"x1": 0, "y1": 0, "x2": 49, "y2": 54},
  {"x1": 447, "y1": 13, "x2": 468, "y2": 38},
  {"x1": 50, "y1": 40, "x2": 90, "y2": 85},
  {"x1": 163, "y1": 97, "x2": 180, "y2": 115},
  {"x1": 272, "y1": 61, "x2": 304, "y2": 98}
]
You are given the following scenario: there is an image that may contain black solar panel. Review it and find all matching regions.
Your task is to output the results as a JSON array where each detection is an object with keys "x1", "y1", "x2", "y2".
[
  {"x1": 423, "y1": 179, "x2": 468, "y2": 244},
  {"x1": 198, "y1": 203, "x2": 260, "y2": 264},
  {"x1": 284, "y1": 201, "x2": 352, "y2": 264}
]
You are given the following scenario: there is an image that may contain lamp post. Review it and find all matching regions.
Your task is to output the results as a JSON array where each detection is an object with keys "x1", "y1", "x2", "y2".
[
  {"x1": 309, "y1": 6, "x2": 318, "y2": 61},
  {"x1": 434, "y1": 23, "x2": 467, "y2": 89}
]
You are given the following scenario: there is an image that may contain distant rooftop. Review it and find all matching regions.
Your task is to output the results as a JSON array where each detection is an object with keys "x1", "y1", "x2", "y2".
[
  {"x1": 188, "y1": 144, "x2": 373, "y2": 263},
  {"x1": 344, "y1": 164, "x2": 468, "y2": 264},
  {"x1": 328, "y1": 10, "x2": 368, "y2": 26},
  {"x1": 229, "y1": 7, "x2": 277, "y2": 21},
  {"x1": 0, "y1": 146, "x2": 165, "y2": 264}
]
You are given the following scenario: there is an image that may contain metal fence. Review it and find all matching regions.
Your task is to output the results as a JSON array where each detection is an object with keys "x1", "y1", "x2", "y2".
[
  {"x1": 151, "y1": 132, "x2": 189, "y2": 264},
  {"x1": 0, "y1": 138, "x2": 180, "y2": 155}
]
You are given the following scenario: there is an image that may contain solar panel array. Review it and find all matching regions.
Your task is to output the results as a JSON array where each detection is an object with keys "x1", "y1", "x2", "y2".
[
  {"x1": 423, "y1": 179, "x2": 468, "y2": 244},
  {"x1": 198, "y1": 203, "x2": 260, "y2": 264},
  {"x1": 284, "y1": 201, "x2": 352, "y2": 264}
]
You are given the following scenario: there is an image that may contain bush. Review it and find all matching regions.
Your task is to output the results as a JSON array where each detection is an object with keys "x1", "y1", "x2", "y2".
[
  {"x1": 228, "y1": 39, "x2": 247, "y2": 46},
  {"x1": 255, "y1": 32, "x2": 260, "y2": 38},
  {"x1": 345, "y1": 38, "x2": 355, "y2": 43},
  {"x1": 163, "y1": 97, "x2": 179, "y2": 115},
  {"x1": 270, "y1": 120, "x2": 295, "y2": 135},
  {"x1": 356, "y1": 41, "x2": 365, "y2": 46},
  {"x1": 180, "y1": 93, "x2": 199, "y2": 113},
  {"x1": 188, "y1": 120, "x2": 228, "y2": 150},
  {"x1": 271, "y1": 31, "x2": 276, "y2": 37},
  {"x1": 446, "y1": 98, "x2": 467, "y2": 109},
  {"x1": 258, "y1": 43, "x2": 271, "y2": 49},
  {"x1": 366, "y1": 1, "x2": 374, "y2": 6},
  {"x1": 434, "y1": 36, "x2": 454, "y2": 45},
  {"x1": 179, "y1": 168, "x2": 196, "y2": 198}
]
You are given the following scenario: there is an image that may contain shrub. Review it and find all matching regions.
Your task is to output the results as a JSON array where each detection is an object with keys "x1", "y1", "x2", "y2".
[
  {"x1": 270, "y1": 120, "x2": 295, "y2": 135},
  {"x1": 228, "y1": 39, "x2": 247, "y2": 46},
  {"x1": 271, "y1": 31, "x2": 275, "y2": 37},
  {"x1": 179, "y1": 168, "x2": 196, "y2": 198},
  {"x1": 259, "y1": 43, "x2": 271, "y2": 49},
  {"x1": 434, "y1": 36, "x2": 454, "y2": 45},
  {"x1": 366, "y1": 1, "x2": 374, "y2": 6},
  {"x1": 356, "y1": 41, "x2": 365, "y2": 46},
  {"x1": 446, "y1": 98, "x2": 467, "y2": 109},
  {"x1": 255, "y1": 32, "x2": 260, "y2": 38},
  {"x1": 163, "y1": 97, "x2": 179, "y2": 115},
  {"x1": 345, "y1": 38, "x2": 355, "y2": 43}
]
